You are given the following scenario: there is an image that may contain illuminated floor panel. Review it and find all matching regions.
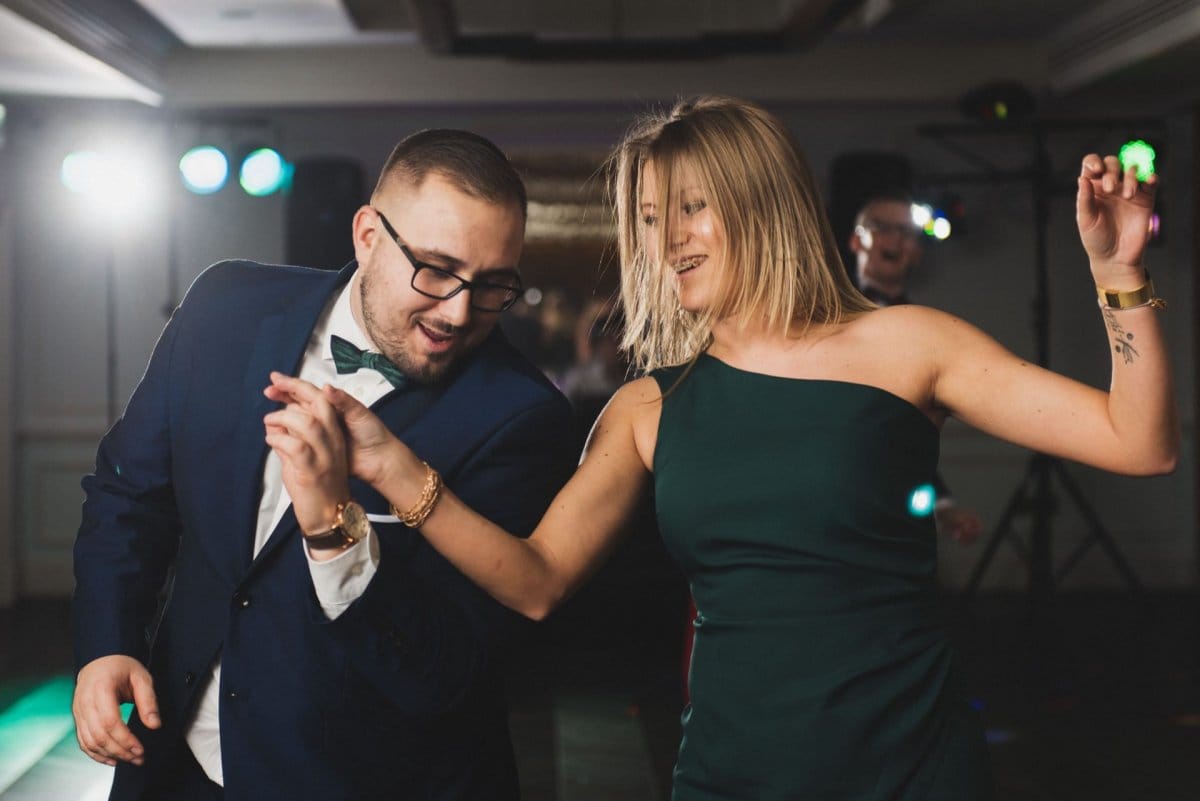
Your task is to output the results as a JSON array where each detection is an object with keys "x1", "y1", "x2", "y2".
[
  {"x1": 0, "y1": 676, "x2": 77, "y2": 794},
  {"x1": 0, "y1": 730, "x2": 112, "y2": 801}
]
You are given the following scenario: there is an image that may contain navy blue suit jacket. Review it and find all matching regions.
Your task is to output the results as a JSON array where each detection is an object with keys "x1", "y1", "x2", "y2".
[{"x1": 73, "y1": 260, "x2": 574, "y2": 801}]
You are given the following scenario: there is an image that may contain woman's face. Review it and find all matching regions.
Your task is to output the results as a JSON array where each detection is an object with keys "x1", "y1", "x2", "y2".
[{"x1": 639, "y1": 159, "x2": 726, "y2": 314}]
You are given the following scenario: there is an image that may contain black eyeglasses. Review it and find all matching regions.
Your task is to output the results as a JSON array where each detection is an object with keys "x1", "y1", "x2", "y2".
[{"x1": 373, "y1": 208, "x2": 523, "y2": 312}]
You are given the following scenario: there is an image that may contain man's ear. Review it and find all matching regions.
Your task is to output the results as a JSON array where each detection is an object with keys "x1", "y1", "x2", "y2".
[
  {"x1": 350, "y1": 205, "x2": 377, "y2": 263},
  {"x1": 848, "y1": 226, "x2": 869, "y2": 255}
]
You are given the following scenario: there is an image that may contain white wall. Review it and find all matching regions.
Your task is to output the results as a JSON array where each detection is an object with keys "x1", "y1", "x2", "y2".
[{"x1": 3, "y1": 96, "x2": 1194, "y2": 601}]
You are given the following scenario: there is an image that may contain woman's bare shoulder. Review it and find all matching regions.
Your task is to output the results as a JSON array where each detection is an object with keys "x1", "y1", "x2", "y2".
[
  {"x1": 589, "y1": 376, "x2": 664, "y2": 471},
  {"x1": 846, "y1": 304, "x2": 981, "y2": 352}
]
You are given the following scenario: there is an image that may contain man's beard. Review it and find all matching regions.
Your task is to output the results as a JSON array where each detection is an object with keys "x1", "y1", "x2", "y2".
[{"x1": 358, "y1": 274, "x2": 461, "y2": 384}]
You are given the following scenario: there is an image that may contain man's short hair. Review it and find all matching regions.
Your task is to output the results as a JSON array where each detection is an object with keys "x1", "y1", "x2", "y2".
[
  {"x1": 854, "y1": 189, "x2": 913, "y2": 228},
  {"x1": 374, "y1": 128, "x2": 527, "y2": 217}
]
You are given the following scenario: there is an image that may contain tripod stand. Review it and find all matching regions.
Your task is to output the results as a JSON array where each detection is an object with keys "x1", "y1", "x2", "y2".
[{"x1": 934, "y1": 130, "x2": 1147, "y2": 607}]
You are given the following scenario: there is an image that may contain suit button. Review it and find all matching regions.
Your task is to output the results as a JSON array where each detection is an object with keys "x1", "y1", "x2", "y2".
[
  {"x1": 184, "y1": 671, "x2": 195, "y2": 686},
  {"x1": 233, "y1": 592, "x2": 250, "y2": 608},
  {"x1": 228, "y1": 690, "x2": 238, "y2": 700}
]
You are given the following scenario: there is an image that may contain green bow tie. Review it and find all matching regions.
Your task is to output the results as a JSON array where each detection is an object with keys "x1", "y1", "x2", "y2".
[{"x1": 330, "y1": 335, "x2": 407, "y2": 389}]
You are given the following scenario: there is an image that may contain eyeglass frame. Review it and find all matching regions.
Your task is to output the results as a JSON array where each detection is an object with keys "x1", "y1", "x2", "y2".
[
  {"x1": 857, "y1": 219, "x2": 921, "y2": 241},
  {"x1": 372, "y1": 207, "x2": 524, "y2": 312}
]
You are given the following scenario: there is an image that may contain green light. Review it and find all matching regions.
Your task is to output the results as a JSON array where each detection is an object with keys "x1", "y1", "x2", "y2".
[
  {"x1": 0, "y1": 676, "x2": 76, "y2": 792},
  {"x1": 994, "y1": 102, "x2": 1008, "y2": 120},
  {"x1": 1119, "y1": 140, "x2": 1156, "y2": 181},
  {"x1": 908, "y1": 483, "x2": 936, "y2": 518},
  {"x1": 239, "y1": 148, "x2": 291, "y2": 197}
]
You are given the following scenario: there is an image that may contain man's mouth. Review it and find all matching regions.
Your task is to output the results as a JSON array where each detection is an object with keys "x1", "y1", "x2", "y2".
[
  {"x1": 673, "y1": 255, "x2": 706, "y2": 275},
  {"x1": 417, "y1": 321, "x2": 457, "y2": 353}
]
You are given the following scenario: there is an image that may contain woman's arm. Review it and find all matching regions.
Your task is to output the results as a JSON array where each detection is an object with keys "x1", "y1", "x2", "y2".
[
  {"x1": 266, "y1": 374, "x2": 660, "y2": 619},
  {"x1": 933, "y1": 154, "x2": 1178, "y2": 475}
]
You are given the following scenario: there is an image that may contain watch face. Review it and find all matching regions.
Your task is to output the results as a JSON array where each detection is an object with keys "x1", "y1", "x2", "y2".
[{"x1": 340, "y1": 501, "x2": 370, "y2": 542}]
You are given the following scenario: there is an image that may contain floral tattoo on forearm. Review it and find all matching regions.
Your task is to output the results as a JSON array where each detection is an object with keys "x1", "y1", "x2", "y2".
[{"x1": 1102, "y1": 307, "x2": 1139, "y2": 364}]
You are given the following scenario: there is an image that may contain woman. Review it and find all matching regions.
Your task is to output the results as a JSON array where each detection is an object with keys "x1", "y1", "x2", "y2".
[{"x1": 265, "y1": 97, "x2": 1177, "y2": 800}]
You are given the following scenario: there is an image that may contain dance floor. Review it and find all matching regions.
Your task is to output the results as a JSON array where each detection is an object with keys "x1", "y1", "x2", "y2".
[{"x1": 3, "y1": 586, "x2": 1198, "y2": 800}]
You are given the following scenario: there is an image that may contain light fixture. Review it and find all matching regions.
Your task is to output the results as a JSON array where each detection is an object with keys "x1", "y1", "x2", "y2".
[
  {"x1": 239, "y1": 147, "x2": 291, "y2": 197},
  {"x1": 179, "y1": 145, "x2": 229, "y2": 194}
]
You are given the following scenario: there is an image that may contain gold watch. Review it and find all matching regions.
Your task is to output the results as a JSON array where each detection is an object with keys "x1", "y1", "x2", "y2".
[{"x1": 303, "y1": 500, "x2": 370, "y2": 551}]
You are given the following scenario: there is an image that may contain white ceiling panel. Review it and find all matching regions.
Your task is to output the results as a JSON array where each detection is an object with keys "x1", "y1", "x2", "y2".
[
  {"x1": 133, "y1": 0, "x2": 411, "y2": 46},
  {"x1": 0, "y1": 5, "x2": 162, "y2": 103}
]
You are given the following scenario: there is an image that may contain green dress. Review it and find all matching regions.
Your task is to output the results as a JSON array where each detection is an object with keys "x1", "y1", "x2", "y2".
[{"x1": 653, "y1": 354, "x2": 994, "y2": 801}]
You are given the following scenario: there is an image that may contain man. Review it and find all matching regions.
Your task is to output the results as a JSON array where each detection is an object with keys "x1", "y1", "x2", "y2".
[
  {"x1": 849, "y1": 192, "x2": 983, "y2": 544},
  {"x1": 72, "y1": 129, "x2": 575, "y2": 801}
]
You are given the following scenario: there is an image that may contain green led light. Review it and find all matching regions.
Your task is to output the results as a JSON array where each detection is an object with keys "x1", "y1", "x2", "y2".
[
  {"x1": 994, "y1": 102, "x2": 1008, "y2": 120},
  {"x1": 1119, "y1": 140, "x2": 1156, "y2": 181}
]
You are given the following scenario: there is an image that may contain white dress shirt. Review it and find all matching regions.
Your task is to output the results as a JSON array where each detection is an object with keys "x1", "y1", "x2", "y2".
[{"x1": 185, "y1": 277, "x2": 394, "y2": 784}]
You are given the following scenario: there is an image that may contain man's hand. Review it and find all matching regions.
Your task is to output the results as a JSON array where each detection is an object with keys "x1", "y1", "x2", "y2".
[
  {"x1": 265, "y1": 373, "x2": 424, "y2": 491},
  {"x1": 73, "y1": 655, "x2": 160, "y2": 767},
  {"x1": 263, "y1": 373, "x2": 353, "y2": 538},
  {"x1": 935, "y1": 504, "x2": 983, "y2": 545}
]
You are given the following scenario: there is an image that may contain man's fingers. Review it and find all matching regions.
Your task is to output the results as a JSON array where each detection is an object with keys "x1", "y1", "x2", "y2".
[
  {"x1": 264, "y1": 407, "x2": 330, "y2": 447},
  {"x1": 268, "y1": 373, "x2": 342, "y2": 429},
  {"x1": 87, "y1": 693, "x2": 143, "y2": 765},
  {"x1": 270, "y1": 372, "x2": 325, "y2": 402},
  {"x1": 265, "y1": 430, "x2": 311, "y2": 464},
  {"x1": 130, "y1": 669, "x2": 161, "y2": 730},
  {"x1": 74, "y1": 712, "x2": 117, "y2": 766}
]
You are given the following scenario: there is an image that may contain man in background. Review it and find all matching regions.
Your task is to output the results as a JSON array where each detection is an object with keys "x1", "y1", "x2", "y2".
[{"x1": 850, "y1": 191, "x2": 983, "y2": 544}]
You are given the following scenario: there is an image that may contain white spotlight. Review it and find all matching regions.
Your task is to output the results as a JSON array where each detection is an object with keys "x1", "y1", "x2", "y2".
[{"x1": 910, "y1": 203, "x2": 933, "y2": 228}]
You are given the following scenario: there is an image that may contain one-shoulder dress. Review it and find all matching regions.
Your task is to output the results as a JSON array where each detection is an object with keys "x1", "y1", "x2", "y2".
[{"x1": 652, "y1": 354, "x2": 994, "y2": 801}]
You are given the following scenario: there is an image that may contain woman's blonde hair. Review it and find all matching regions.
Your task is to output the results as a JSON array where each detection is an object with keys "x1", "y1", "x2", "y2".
[{"x1": 612, "y1": 96, "x2": 874, "y2": 373}]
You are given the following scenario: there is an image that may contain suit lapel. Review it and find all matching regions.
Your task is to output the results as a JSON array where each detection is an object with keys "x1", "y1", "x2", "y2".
[{"x1": 226, "y1": 265, "x2": 351, "y2": 579}]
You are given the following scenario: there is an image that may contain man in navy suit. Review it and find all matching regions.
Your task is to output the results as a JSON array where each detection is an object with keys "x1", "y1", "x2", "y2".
[{"x1": 72, "y1": 129, "x2": 575, "y2": 801}]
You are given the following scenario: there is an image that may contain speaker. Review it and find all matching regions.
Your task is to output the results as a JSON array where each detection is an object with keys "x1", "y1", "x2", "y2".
[
  {"x1": 829, "y1": 151, "x2": 912, "y2": 278},
  {"x1": 286, "y1": 157, "x2": 366, "y2": 270}
]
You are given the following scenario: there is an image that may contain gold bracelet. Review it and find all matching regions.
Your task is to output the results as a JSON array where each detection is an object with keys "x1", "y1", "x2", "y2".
[
  {"x1": 1096, "y1": 272, "x2": 1166, "y2": 311},
  {"x1": 390, "y1": 461, "x2": 442, "y2": 528}
]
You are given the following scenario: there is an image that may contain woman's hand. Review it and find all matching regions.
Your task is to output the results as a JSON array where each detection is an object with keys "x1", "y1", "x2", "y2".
[
  {"x1": 1077, "y1": 153, "x2": 1158, "y2": 289},
  {"x1": 265, "y1": 372, "x2": 425, "y2": 495}
]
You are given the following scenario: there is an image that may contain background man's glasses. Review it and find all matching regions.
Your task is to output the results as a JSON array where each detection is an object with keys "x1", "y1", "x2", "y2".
[
  {"x1": 861, "y1": 220, "x2": 920, "y2": 241},
  {"x1": 374, "y1": 208, "x2": 523, "y2": 312}
]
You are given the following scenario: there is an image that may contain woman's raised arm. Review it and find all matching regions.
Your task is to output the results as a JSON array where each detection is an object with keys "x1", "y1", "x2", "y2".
[{"x1": 932, "y1": 154, "x2": 1178, "y2": 475}]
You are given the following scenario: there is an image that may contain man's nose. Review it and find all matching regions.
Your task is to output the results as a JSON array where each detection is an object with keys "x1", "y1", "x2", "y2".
[{"x1": 438, "y1": 289, "x2": 473, "y2": 327}]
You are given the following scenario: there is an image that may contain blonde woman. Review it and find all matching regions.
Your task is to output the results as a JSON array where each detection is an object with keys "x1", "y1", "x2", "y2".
[{"x1": 264, "y1": 97, "x2": 1177, "y2": 800}]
